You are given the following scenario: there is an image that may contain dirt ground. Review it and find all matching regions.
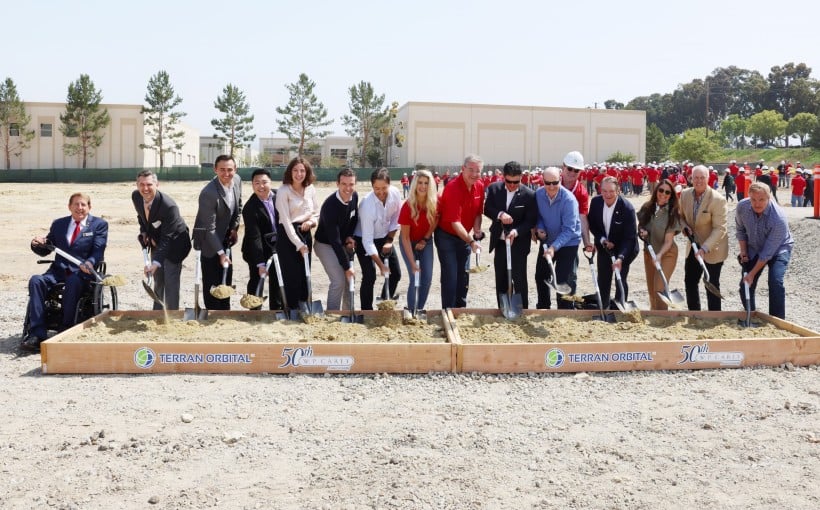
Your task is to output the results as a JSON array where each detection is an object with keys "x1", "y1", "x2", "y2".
[{"x1": 1, "y1": 181, "x2": 819, "y2": 509}]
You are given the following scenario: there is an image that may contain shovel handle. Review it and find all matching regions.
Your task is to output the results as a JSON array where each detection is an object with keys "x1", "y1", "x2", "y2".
[
  {"x1": 142, "y1": 248, "x2": 153, "y2": 286},
  {"x1": 53, "y1": 246, "x2": 103, "y2": 282},
  {"x1": 505, "y1": 238, "x2": 512, "y2": 270},
  {"x1": 303, "y1": 251, "x2": 311, "y2": 275},
  {"x1": 743, "y1": 272, "x2": 750, "y2": 300},
  {"x1": 348, "y1": 274, "x2": 355, "y2": 292},
  {"x1": 646, "y1": 244, "x2": 662, "y2": 270},
  {"x1": 194, "y1": 250, "x2": 202, "y2": 285},
  {"x1": 272, "y1": 253, "x2": 285, "y2": 286}
]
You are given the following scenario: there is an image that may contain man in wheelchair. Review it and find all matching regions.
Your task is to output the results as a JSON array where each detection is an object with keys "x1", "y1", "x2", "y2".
[{"x1": 22, "y1": 192, "x2": 108, "y2": 352}]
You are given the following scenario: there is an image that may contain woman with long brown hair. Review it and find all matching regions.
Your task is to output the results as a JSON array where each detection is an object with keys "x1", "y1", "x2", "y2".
[{"x1": 637, "y1": 179, "x2": 681, "y2": 310}]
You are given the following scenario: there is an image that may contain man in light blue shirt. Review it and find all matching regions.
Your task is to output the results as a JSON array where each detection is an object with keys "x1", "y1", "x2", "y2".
[
  {"x1": 534, "y1": 167, "x2": 581, "y2": 309},
  {"x1": 736, "y1": 182, "x2": 794, "y2": 319}
]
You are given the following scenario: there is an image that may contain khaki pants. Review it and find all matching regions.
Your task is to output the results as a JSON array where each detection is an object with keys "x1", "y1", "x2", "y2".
[{"x1": 643, "y1": 244, "x2": 678, "y2": 310}]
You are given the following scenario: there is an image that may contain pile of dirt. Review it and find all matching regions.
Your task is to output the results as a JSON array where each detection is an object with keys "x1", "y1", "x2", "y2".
[{"x1": 453, "y1": 313, "x2": 796, "y2": 343}]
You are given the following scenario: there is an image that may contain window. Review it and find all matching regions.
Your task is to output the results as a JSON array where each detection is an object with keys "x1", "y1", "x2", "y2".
[
  {"x1": 9, "y1": 123, "x2": 20, "y2": 136},
  {"x1": 40, "y1": 123, "x2": 52, "y2": 137},
  {"x1": 330, "y1": 148, "x2": 348, "y2": 159}
]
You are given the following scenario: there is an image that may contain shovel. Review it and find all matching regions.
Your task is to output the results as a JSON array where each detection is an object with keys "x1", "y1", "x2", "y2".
[
  {"x1": 738, "y1": 272, "x2": 756, "y2": 328},
  {"x1": 271, "y1": 251, "x2": 296, "y2": 320},
  {"x1": 410, "y1": 251, "x2": 428, "y2": 320},
  {"x1": 468, "y1": 246, "x2": 488, "y2": 273},
  {"x1": 183, "y1": 250, "x2": 208, "y2": 321},
  {"x1": 375, "y1": 257, "x2": 391, "y2": 304},
  {"x1": 646, "y1": 243, "x2": 685, "y2": 308},
  {"x1": 48, "y1": 244, "x2": 126, "y2": 286},
  {"x1": 341, "y1": 274, "x2": 364, "y2": 324},
  {"x1": 298, "y1": 251, "x2": 323, "y2": 317},
  {"x1": 141, "y1": 247, "x2": 165, "y2": 308},
  {"x1": 239, "y1": 256, "x2": 272, "y2": 310},
  {"x1": 583, "y1": 250, "x2": 616, "y2": 323},
  {"x1": 499, "y1": 236, "x2": 523, "y2": 319},
  {"x1": 610, "y1": 255, "x2": 639, "y2": 312},
  {"x1": 209, "y1": 247, "x2": 235, "y2": 299},
  {"x1": 542, "y1": 244, "x2": 572, "y2": 295},
  {"x1": 683, "y1": 231, "x2": 724, "y2": 299}
]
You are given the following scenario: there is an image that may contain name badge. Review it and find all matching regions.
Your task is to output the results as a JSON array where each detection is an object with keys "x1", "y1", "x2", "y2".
[
  {"x1": 152, "y1": 220, "x2": 162, "y2": 228},
  {"x1": 82, "y1": 232, "x2": 93, "y2": 237}
]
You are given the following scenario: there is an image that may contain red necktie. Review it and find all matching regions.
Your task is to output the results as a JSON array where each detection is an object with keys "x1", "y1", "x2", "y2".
[{"x1": 70, "y1": 221, "x2": 81, "y2": 245}]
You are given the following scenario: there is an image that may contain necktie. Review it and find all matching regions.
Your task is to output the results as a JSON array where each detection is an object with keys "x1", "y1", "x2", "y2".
[{"x1": 70, "y1": 221, "x2": 81, "y2": 245}]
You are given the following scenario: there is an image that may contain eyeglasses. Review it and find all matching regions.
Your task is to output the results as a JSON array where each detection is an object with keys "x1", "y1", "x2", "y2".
[
  {"x1": 505, "y1": 178, "x2": 521, "y2": 185},
  {"x1": 657, "y1": 188, "x2": 672, "y2": 195},
  {"x1": 544, "y1": 180, "x2": 560, "y2": 186}
]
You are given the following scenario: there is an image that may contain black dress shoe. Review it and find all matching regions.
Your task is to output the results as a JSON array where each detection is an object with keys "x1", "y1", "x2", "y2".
[{"x1": 20, "y1": 335, "x2": 44, "y2": 352}]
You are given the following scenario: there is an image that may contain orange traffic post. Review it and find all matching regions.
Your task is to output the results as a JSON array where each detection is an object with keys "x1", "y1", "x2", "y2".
[{"x1": 814, "y1": 165, "x2": 820, "y2": 219}]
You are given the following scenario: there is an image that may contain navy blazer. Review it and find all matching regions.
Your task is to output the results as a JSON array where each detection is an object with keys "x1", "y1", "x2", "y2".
[
  {"x1": 241, "y1": 191, "x2": 278, "y2": 266},
  {"x1": 32, "y1": 214, "x2": 108, "y2": 277},
  {"x1": 483, "y1": 181, "x2": 537, "y2": 254},
  {"x1": 132, "y1": 190, "x2": 191, "y2": 264},
  {"x1": 588, "y1": 195, "x2": 639, "y2": 262}
]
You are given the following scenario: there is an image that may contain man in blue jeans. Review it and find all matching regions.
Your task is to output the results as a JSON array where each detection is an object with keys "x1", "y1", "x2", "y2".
[
  {"x1": 736, "y1": 182, "x2": 794, "y2": 319},
  {"x1": 434, "y1": 155, "x2": 485, "y2": 308}
]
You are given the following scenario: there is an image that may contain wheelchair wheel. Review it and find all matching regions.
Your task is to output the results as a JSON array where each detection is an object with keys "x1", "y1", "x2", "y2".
[
  {"x1": 92, "y1": 281, "x2": 118, "y2": 314},
  {"x1": 22, "y1": 302, "x2": 32, "y2": 339}
]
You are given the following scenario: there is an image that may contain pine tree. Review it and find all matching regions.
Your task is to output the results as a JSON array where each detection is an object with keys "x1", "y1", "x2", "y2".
[
  {"x1": 59, "y1": 74, "x2": 110, "y2": 169},
  {"x1": 276, "y1": 73, "x2": 333, "y2": 157},
  {"x1": 211, "y1": 84, "x2": 255, "y2": 158},
  {"x1": 0, "y1": 78, "x2": 35, "y2": 170},
  {"x1": 140, "y1": 70, "x2": 186, "y2": 169},
  {"x1": 342, "y1": 81, "x2": 388, "y2": 167}
]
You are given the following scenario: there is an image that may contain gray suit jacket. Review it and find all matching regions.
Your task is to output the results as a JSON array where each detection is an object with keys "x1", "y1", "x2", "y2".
[{"x1": 193, "y1": 175, "x2": 242, "y2": 257}]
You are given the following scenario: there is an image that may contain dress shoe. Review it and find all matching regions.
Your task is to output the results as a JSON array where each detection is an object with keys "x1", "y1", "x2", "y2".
[{"x1": 20, "y1": 335, "x2": 44, "y2": 352}]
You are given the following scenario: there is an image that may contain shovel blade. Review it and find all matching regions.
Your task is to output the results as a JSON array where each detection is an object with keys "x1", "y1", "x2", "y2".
[
  {"x1": 593, "y1": 312, "x2": 617, "y2": 323},
  {"x1": 274, "y1": 311, "x2": 287, "y2": 320},
  {"x1": 704, "y1": 281, "x2": 725, "y2": 299},
  {"x1": 142, "y1": 280, "x2": 165, "y2": 308}
]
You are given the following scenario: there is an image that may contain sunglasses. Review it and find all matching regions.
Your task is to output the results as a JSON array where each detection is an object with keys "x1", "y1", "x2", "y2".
[
  {"x1": 566, "y1": 167, "x2": 581, "y2": 173},
  {"x1": 657, "y1": 188, "x2": 672, "y2": 195},
  {"x1": 505, "y1": 178, "x2": 521, "y2": 185},
  {"x1": 544, "y1": 180, "x2": 560, "y2": 186}
]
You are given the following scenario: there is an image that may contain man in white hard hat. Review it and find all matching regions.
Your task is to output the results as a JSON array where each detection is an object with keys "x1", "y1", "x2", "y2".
[{"x1": 561, "y1": 151, "x2": 593, "y2": 254}]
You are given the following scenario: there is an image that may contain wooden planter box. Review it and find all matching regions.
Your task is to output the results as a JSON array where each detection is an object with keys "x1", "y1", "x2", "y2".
[
  {"x1": 448, "y1": 309, "x2": 820, "y2": 373},
  {"x1": 41, "y1": 310, "x2": 456, "y2": 375}
]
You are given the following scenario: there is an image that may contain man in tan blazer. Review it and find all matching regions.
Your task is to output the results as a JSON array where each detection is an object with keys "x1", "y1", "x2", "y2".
[{"x1": 679, "y1": 165, "x2": 729, "y2": 311}]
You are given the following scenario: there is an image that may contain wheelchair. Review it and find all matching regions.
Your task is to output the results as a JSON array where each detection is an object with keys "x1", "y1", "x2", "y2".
[{"x1": 22, "y1": 260, "x2": 118, "y2": 340}]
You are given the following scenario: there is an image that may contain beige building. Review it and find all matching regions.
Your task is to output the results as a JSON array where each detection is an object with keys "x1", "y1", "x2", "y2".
[
  {"x1": 8, "y1": 102, "x2": 199, "y2": 169},
  {"x1": 260, "y1": 135, "x2": 358, "y2": 166},
  {"x1": 393, "y1": 102, "x2": 646, "y2": 167}
]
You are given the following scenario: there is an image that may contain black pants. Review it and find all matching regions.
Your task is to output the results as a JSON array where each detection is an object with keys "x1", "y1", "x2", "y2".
[
  {"x1": 684, "y1": 251, "x2": 723, "y2": 311},
  {"x1": 277, "y1": 223, "x2": 312, "y2": 309},
  {"x1": 597, "y1": 254, "x2": 632, "y2": 311},
  {"x1": 492, "y1": 238, "x2": 530, "y2": 309},
  {"x1": 354, "y1": 236, "x2": 401, "y2": 310},
  {"x1": 201, "y1": 252, "x2": 232, "y2": 310},
  {"x1": 535, "y1": 244, "x2": 579, "y2": 309}
]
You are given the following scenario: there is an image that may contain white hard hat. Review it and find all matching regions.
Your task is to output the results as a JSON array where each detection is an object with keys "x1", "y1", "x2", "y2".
[{"x1": 563, "y1": 151, "x2": 584, "y2": 170}]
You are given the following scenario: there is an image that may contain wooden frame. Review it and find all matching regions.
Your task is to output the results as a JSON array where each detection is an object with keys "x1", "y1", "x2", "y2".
[
  {"x1": 449, "y1": 309, "x2": 820, "y2": 373},
  {"x1": 39, "y1": 309, "x2": 820, "y2": 375},
  {"x1": 41, "y1": 310, "x2": 456, "y2": 375}
]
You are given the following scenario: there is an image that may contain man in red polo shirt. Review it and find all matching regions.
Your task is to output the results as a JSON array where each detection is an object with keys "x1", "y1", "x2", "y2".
[
  {"x1": 646, "y1": 164, "x2": 660, "y2": 195},
  {"x1": 435, "y1": 154, "x2": 485, "y2": 308},
  {"x1": 561, "y1": 151, "x2": 592, "y2": 252}
]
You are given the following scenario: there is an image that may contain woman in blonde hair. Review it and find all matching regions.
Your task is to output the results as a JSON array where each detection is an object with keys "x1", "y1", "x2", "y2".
[{"x1": 399, "y1": 169, "x2": 438, "y2": 311}]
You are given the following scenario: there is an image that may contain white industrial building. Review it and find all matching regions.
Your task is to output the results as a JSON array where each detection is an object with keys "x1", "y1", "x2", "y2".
[{"x1": 5, "y1": 102, "x2": 199, "y2": 169}]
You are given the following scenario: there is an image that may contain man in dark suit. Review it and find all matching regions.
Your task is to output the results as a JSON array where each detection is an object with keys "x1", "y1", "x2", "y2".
[
  {"x1": 192, "y1": 155, "x2": 242, "y2": 310},
  {"x1": 588, "y1": 176, "x2": 639, "y2": 310},
  {"x1": 24, "y1": 192, "x2": 108, "y2": 350},
  {"x1": 483, "y1": 161, "x2": 537, "y2": 309},
  {"x1": 133, "y1": 170, "x2": 192, "y2": 310},
  {"x1": 241, "y1": 168, "x2": 283, "y2": 310}
]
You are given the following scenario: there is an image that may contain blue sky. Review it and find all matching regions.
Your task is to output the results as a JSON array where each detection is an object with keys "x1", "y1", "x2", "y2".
[{"x1": 6, "y1": 0, "x2": 818, "y2": 145}]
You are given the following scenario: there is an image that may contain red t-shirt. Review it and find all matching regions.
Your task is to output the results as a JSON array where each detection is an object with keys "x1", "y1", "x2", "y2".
[
  {"x1": 438, "y1": 175, "x2": 485, "y2": 237},
  {"x1": 708, "y1": 172, "x2": 718, "y2": 188},
  {"x1": 728, "y1": 164, "x2": 739, "y2": 177},
  {"x1": 735, "y1": 173, "x2": 746, "y2": 193},
  {"x1": 791, "y1": 176, "x2": 806, "y2": 196},
  {"x1": 563, "y1": 179, "x2": 590, "y2": 216},
  {"x1": 770, "y1": 173, "x2": 778, "y2": 187},
  {"x1": 398, "y1": 201, "x2": 432, "y2": 242},
  {"x1": 646, "y1": 167, "x2": 660, "y2": 183},
  {"x1": 631, "y1": 168, "x2": 644, "y2": 185}
]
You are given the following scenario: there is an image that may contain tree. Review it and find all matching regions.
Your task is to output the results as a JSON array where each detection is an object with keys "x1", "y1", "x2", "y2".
[
  {"x1": 275, "y1": 73, "x2": 333, "y2": 157},
  {"x1": 787, "y1": 112, "x2": 818, "y2": 146},
  {"x1": 604, "y1": 99, "x2": 624, "y2": 110},
  {"x1": 747, "y1": 110, "x2": 787, "y2": 145},
  {"x1": 668, "y1": 128, "x2": 720, "y2": 163},
  {"x1": 719, "y1": 114, "x2": 748, "y2": 149},
  {"x1": 212, "y1": 83, "x2": 255, "y2": 157},
  {"x1": 59, "y1": 74, "x2": 110, "y2": 169},
  {"x1": 140, "y1": 70, "x2": 186, "y2": 169},
  {"x1": 0, "y1": 78, "x2": 35, "y2": 170},
  {"x1": 342, "y1": 81, "x2": 388, "y2": 167},
  {"x1": 645, "y1": 123, "x2": 668, "y2": 162}
]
